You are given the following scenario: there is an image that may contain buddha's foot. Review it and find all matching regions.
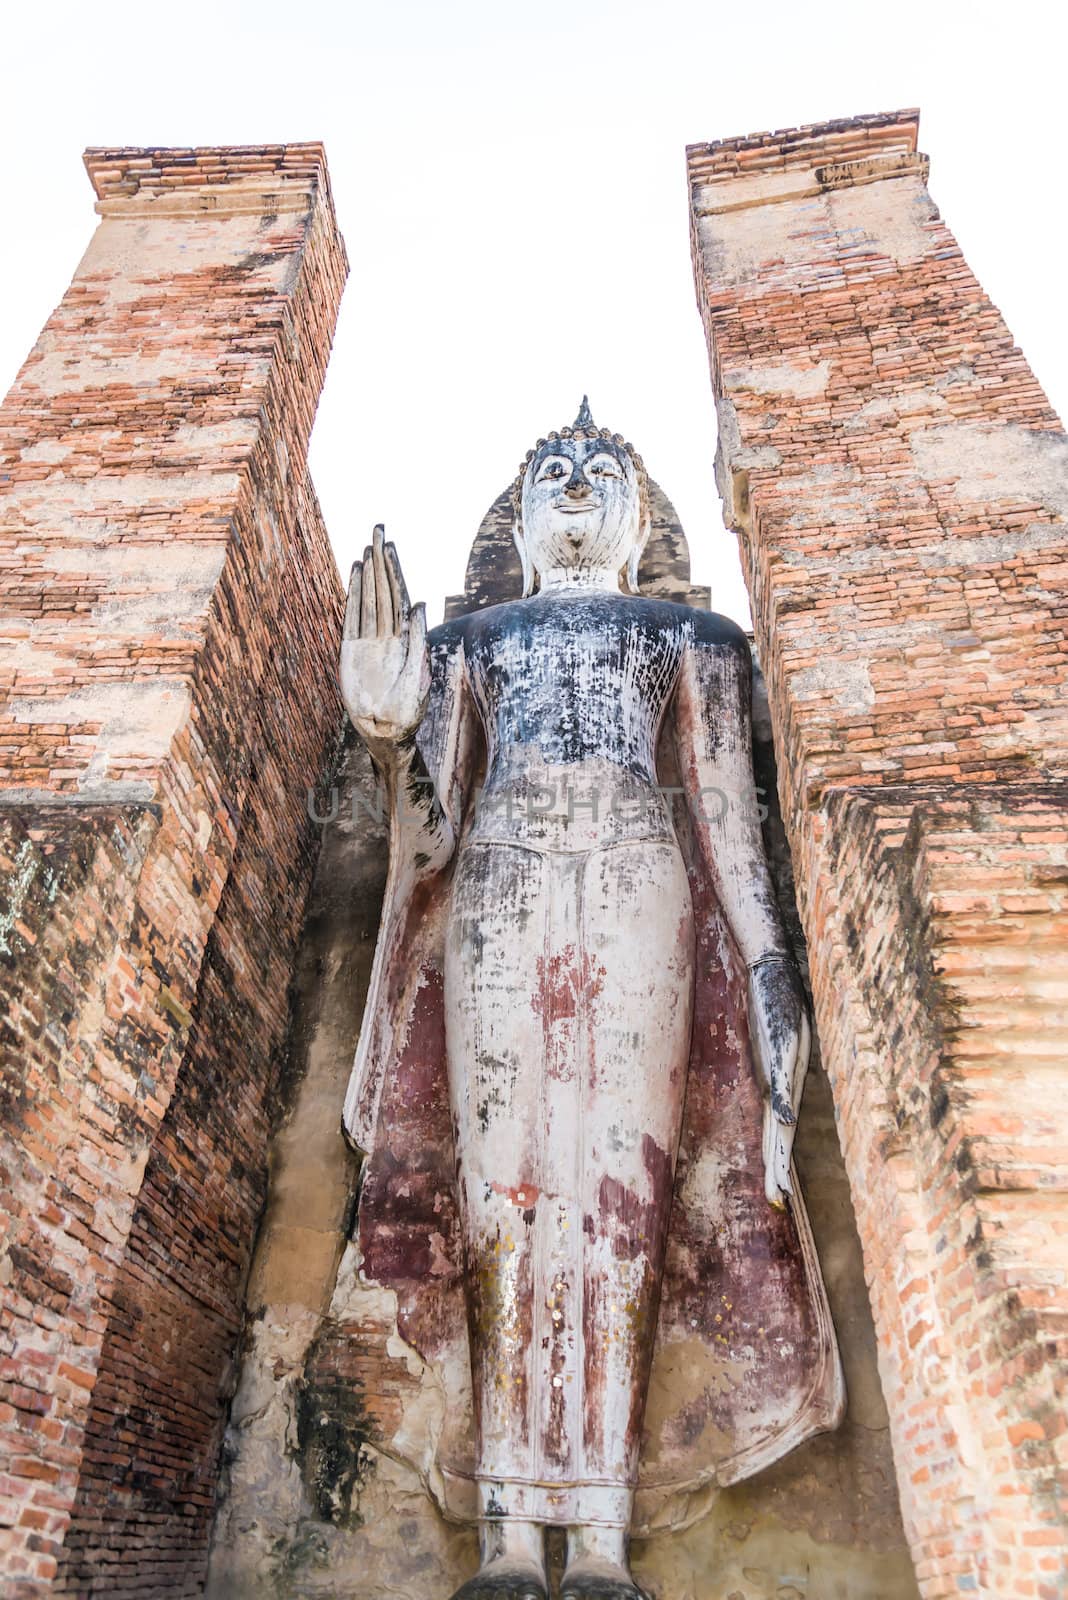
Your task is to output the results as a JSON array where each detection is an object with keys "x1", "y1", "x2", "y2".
[
  {"x1": 560, "y1": 1562, "x2": 649, "y2": 1600},
  {"x1": 447, "y1": 1559, "x2": 548, "y2": 1600}
]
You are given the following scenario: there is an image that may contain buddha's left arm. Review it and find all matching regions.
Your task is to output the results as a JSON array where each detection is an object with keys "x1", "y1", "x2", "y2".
[{"x1": 674, "y1": 628, "x2": 810, "y2": 1204}]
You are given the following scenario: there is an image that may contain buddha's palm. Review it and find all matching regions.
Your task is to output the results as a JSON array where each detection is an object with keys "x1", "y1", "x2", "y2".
[{"x1": 340, "y1": 526, "x2": 430, "y2": 746}]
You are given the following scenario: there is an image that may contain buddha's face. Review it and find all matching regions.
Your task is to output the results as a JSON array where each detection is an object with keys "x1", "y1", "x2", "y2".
[{"x1": 520, "y1": 435, "x2": 641, "y2": 580}]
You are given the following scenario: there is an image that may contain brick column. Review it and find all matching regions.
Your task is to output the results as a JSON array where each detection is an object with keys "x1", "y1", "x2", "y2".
[
  {"x1": 688, "y1": 111, "x2": 1067, "y2": 1598},
  {"x1": 0, "y1": 146, "x2": 347, "y2": 1594}
]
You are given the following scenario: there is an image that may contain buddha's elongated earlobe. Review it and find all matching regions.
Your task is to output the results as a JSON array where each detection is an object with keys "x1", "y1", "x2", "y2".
[
  {"x1": 624, "y1": 503, "x2": 651, "y2": 595},
  {"x1": 513, "y1": 512, "x2": 535, "y2": 598}
]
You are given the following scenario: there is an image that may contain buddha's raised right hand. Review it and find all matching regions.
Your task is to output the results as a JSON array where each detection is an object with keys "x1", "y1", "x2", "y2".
[{"x1": 340, "y1": 526, "x2": 430, "y2": 751}]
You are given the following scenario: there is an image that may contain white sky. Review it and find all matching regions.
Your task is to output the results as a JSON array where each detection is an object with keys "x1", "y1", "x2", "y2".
[{"x1": 2, "y1": 0, "x2": 1065, "y2": 627}]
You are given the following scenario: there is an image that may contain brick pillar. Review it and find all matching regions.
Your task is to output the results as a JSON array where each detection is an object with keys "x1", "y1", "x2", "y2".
[
  {"x1": 688, "y1": 111, "x2": 1067, "y2": 1598},
  {"x1": 0, "y1": 146, "x2": 347, "y2": 1595}
]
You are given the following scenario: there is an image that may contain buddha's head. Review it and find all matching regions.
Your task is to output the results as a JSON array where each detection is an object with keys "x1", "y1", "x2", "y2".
[{"x1": 511, "y1": 399, "x2": 650, "y2": 595}]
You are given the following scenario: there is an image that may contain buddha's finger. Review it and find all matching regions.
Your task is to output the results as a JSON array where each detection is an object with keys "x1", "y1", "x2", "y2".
[
  {"x1": 399, "y1": 603, "x2": 429, "y2": 700},
  {"x1": 797, "y1": 1012, "x2": 811, "y2": 1108},
  {"x1": 372, "y1": 525, "x2": 393, "y2": 636},
  {"x1": 406, "y1": 600, "x2": 427, "y2": 657},
  {"x1": 343, "y1": 562, "x2": 362, "y2": 640},
  {"x1": 775, "y1": 1134, "x2": 794, "y2": 1197},
  {"x1": 384, "y1": 540, "x2": 410, "y2": 626},
  {"x1": 360, "y1": 544, "x2": 377, "y2": 634}
]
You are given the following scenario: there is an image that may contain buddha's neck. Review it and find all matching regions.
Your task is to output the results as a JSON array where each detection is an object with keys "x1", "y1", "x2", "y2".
[{"x1": 538, "y1": 566, "x2": 622, "y2": 594}]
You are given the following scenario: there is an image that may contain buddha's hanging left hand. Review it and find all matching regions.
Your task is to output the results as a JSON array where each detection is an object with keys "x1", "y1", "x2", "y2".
[{"x1": 747, "y1": 955, "x2": 811, "y2": 1208}]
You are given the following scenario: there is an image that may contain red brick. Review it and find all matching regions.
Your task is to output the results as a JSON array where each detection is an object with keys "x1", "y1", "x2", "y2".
[
  {"x1": 0, "y1": 144, "x2": 347, "y2": 1595},
  {"x1": 690, "y1": 107, "x2": 1068, "y2": 1596}
]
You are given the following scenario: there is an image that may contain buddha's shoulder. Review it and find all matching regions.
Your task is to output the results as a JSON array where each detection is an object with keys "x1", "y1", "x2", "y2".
[
  {"x1": 624, "y1": 595, "x2": 749, "y2": 653},
  {"x1": 686, "y1": 605, "x2": 750, "y2": 653},
  {"x1": 427, "y1": 613, "x2": 471, "y2": 657},
  {"x1": 428, "y1": 600, "x2": 519, "y2": 648}
]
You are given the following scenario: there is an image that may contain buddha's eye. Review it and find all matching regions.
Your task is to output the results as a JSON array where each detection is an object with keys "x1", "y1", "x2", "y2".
[
  {"x1": 539, "y1": 460, "x2": 567, "y2": 481},
  {"x1": 588, "y1": 456, "x2": 622, "y2": 478}
]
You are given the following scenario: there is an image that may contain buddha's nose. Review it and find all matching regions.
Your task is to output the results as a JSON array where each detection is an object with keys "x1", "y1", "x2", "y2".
[{"x1": 564, "y1": 466, "x2": 592, "y2": 498}]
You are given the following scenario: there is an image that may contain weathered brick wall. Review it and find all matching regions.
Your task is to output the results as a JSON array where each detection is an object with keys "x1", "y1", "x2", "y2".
[
  {"x1": 0, "y1": 146, "x2": 347, "y2": 1595},
  {"x1": 689, "y1": 110, "x2": 1068, "y2": 1598}
]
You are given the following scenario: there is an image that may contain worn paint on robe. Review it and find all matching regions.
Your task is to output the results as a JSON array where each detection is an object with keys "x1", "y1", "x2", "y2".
[{"x1": 350, "y1": 598, "x2": 843, "y2": 1534}]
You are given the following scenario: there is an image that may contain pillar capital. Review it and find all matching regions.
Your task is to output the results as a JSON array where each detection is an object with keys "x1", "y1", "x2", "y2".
[
  {"x1": 688, "y1": 108, "x2": 926, "y2": 216},
  {"x1": 83, "y1": 141, "x2": 338, "y2": 222}
]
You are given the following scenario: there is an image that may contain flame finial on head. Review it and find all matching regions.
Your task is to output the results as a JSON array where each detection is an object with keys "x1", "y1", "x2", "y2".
[{"x1": 574, "y1": 395, "x2": 596, "y2": 430}]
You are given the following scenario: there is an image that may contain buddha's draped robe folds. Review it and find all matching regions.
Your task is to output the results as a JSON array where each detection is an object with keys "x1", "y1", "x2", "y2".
[{"x1": 345, "y1": 591, "x2": 843, "y2": 1533}]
